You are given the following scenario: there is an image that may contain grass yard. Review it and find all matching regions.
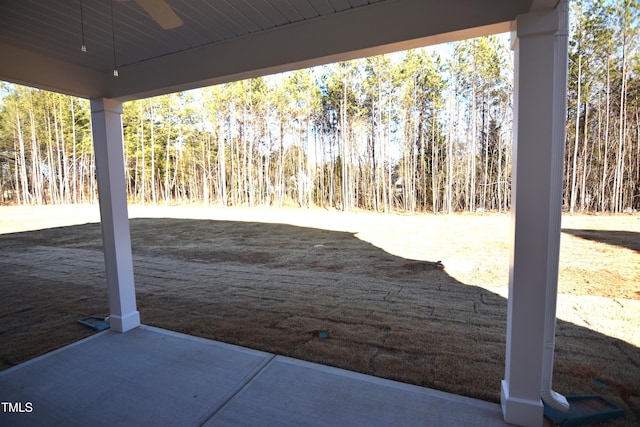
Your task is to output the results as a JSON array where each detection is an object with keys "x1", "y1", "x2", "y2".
[{"x1": 1, "y1": 204, "x2": 638, "y2": 426}]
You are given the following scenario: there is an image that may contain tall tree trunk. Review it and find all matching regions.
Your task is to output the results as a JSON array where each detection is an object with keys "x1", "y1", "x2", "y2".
[
  {"x1": 613, "y1": 50, "x2": 627, "y2": 213},
  {"x1": 446, "y1": 87, "x2": 455, "y2": 214},
  {"x1": 71, "y1": 98, "x2": 78, "y2": 204},
  {"x1": 482, "y1": 88, "x2": 489, "y2": 211},
  {"x1": 469, "y1": 65, "x2": 477, "y2": 212},
  {"x1": 207, "y1": 130, "x2": 214, "y2": 205},
  {"x1": 386, "y1": 102, "x2": 392, "y2": 212},
  {"x1": 29, "y1": 109, "x2": 42, "y2": 204},
  {"x1": 58, "y1": 102, "x2": 70, "y2": 204},
  {"x1": 11, "y1": 129, "x2": 20, "y2": 204},
  {"x1": 278, "y1": 120, "x2": 284, "y2": 207},
  {"x1": 164, "y1": 120, "x2": 171, "y2": 203},
  {"x1": 201, "y1": 132, "x2": 209, "y2": 204},
  {"x1": 16, "y1": 114, "x2": 30, "y2": 204},
  {"x1": 52, "y1": 106, "x2": 65, "y2": 204},
  {"x1": 601, "y1": 60, "x2": 611, "y2": 212},
  {"x1": 570, "y1": 51, "x2": 582, "y2": 213},
  {"x1": 149, "y1": 100, "x2": 156, "y2": 205},
  {"x1": 341, "y1": 78, "x2": 349, "y2": 211},
  {"x1": 431, "y1": 113, "x2": 439, "y2": 213},
  {"x1": 89, "y1": 150, "x2": 96, "y2": 203},
  {"x1": 248, "y1": 102, "x2": 255, "y2": 207},
  {"x1": 139, "y1": 102, "x2": 146, "y2": 204},
  {"x1": 242, "y1": 104, "x2": 249, "y2": 206},
  {"x1": 218, "y1": 122, "x2": 227, "y2": 206},
  {"x1": 45, "y1": 109, "x2": 57, "y2": 204},
  {"x1": 497, "y1": 131, "x2": 503, "y2": 212},
  {"x1": 79, "y1": 143, "x2": 86, "y2": 203},
  {"x1": 579, "y1": 101, "x2": 589, "y2": 211}
]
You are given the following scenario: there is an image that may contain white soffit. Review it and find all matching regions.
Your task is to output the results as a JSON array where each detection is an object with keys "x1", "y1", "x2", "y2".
[{"x1": 0, "y1": 0, "x2": 540, "y2": 101}]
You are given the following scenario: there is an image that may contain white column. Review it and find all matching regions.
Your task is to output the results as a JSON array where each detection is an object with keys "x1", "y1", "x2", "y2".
[
  {"x1": 501, "y1": 2, "x2": 569, "y2": 426},
  {"x1": 90, "y1": 98, "x2": 140, "y2": 333}
]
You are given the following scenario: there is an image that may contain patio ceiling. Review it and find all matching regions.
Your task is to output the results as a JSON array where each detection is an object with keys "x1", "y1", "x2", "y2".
[{"x1": 0, "y1": 0, "x2": 553, "y2": 102}]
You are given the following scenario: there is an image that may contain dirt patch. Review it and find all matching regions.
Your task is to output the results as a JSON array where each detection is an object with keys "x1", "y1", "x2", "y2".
[{"x1": 0, "y1": 205, "x2": 638, "y2": 426}]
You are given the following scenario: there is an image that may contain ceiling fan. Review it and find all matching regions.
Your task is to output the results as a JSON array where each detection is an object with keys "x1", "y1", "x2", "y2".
[{"x1": 117, "y1": 0, "x2": 183, "y2": 30}]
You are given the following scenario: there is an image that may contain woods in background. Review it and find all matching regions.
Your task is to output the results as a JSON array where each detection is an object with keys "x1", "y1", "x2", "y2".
[{"x1": 1, "y1": 1, "x2": 638, "y2": 213}]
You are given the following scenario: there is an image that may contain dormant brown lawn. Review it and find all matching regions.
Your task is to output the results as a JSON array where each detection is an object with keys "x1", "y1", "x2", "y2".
[{"x1": 1, "y1": 205, "x2": 638, "y2": 425}]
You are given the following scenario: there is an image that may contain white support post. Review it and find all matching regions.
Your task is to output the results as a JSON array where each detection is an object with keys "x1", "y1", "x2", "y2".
[
  {"x1": 90, "y1": 98, "x2": 140, "y2": 333},
  {"x1": 501, "y1": 2, "x2": 569, "y2": 426}
]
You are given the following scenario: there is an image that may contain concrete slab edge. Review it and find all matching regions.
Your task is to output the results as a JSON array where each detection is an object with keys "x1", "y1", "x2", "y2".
[
  {"x1": 0, "y1": 329, "x2": 110, "y2": 377},
  {"x1": 139, "y1": 324, "x2": 273, "y2": 358},
  {"x1": 273, "y1": 355, "x2": 502, "y2": 411}
]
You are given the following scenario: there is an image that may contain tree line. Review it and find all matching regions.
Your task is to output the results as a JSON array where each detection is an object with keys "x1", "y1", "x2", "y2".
[
  {"x1": 566, "y1": 0, "x2": 640, "y2": 213},
  {"x1": 1, "y1": 1, "x2": 638, "y2": 213}
]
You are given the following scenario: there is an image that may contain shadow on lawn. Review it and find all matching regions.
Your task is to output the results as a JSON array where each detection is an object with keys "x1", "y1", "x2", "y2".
[
  {"x1": 0, "y1": 218, "x2": 638, "y2": 425},
  {"x1": 563, "y1": 228, "x2": 640, "y2": 253}
]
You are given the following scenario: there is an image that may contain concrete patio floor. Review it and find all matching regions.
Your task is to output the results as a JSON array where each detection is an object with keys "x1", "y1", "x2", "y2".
[{"x1": 0, "y1": 325, "x2": 510, "y2": 426}]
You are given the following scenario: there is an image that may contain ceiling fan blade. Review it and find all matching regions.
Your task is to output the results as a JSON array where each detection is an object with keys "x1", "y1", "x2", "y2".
[{"x1": 135, "y1": 0, "x2": 183, "y2": 30}]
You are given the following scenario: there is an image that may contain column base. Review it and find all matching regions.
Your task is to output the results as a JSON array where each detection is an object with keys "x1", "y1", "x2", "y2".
[
  {"x1": 109, "y1": 311, "x2": 141, "y2": 333},
  {"x1": 501, "y1": 380, "x2": 544, "y2": 427}
]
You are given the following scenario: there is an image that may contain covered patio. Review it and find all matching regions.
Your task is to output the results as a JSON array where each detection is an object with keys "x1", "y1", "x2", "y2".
[
  {"x1": 0, "y1": 1, "x2": 569, "y2": 426},
  {"x1": 1, "y1": 325, "x2": 509, "y2": 426}
]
